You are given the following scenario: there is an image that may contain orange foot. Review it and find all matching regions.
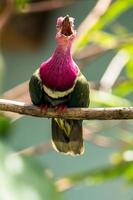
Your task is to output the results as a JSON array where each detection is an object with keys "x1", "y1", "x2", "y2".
[{"x1": 54, "y1": 104, "x2": 67, "y2": 113}]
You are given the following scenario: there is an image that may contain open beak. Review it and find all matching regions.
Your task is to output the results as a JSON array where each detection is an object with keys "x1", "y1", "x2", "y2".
[{"x1": 61, "y1": 15, "x2": 73, "y2": 36}]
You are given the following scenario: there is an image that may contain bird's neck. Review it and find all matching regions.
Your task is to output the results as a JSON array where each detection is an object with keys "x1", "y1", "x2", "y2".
[
  {"x1": 40, "y1": 44, "x2": 78, "y2": 92},
  {"x1": 53, "y1": 44, "x2": 72, "y2": 60}
]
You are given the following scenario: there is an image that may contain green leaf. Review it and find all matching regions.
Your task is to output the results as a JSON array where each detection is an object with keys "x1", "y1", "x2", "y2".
[
  {"x1": 90, "y1": 31, "x2": 117, "y2": 48},
  {"x1": 90, "y1": 89, "x2": 131, "y2": 107},
  {"x1": 113, "y1": 80, "x2": 133, "y2": 97},
  {"x1": 74, "y1": 0, "x2": 133, "y2": 50},
  {"x1": 126, "y1": 59, "x2": 133, "y2": 78},
  {"x1": 14, "y1": 0, "x2": 31, "y2": 10},
  {"x1": 0, "y1": 142, "x2": 62, "y2": 200},
  {"x1": 124, "y1": 46, "x2": 133, "y2": 78},
  {"x1": 117, "y1": 44, "x2": 133, "y2": 78}
]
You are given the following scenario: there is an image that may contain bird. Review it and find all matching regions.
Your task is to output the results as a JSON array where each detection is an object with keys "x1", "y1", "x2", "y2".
[{"x1": 29, "y1": 15, "x2": 90, "y2": 155}]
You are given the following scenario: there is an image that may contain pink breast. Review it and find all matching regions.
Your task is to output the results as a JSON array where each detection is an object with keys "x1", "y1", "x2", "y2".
[{"x1": 40, "y1": 56, "x2": 78, "y2": 91}]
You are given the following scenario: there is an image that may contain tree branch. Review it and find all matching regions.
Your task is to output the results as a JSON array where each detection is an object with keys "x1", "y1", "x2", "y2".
[
  {"x1": 0, "y1": 0, "x2": 13, "y2": 30},
  {"x1": 0, "y1": 99, "x2": 133, "y2": 120},
  {"x1": 20, "y1": 0, "x2": 73, "y2": 13}
]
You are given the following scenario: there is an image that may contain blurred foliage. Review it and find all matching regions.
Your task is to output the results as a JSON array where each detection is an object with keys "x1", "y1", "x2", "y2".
[
  {"x1": 58, "y1": 151, "x2": 133, "y2": 188},
  {"x1": 0, "y1": 142, "x2": 62, "y2": 200},
  {"x1": 14, "y1": 0, "x2": 31, "y2": 10},
  {"x1": 0, "y1": 0, "x2": 133, "y2": 199},
  {"x1": 0, "y1": 114, "x2": 11, "y2": 138},
  {"x1": 0, "y1": 52, "x2": 5, "y2": 94},
  {"x1": 74, "y1": 0, "x2": 133, "y2": 50},
  {"x1": 90, "y1": 89, "x2": 132, "y2": 107},
  {"x1": 90, "y1": 30, "x2": 117, "y2": 48},
  {"x1": 113, "y1": 80, "x2": 133, "y2": 97},
  {"x1": 69, "y1": 0, "x2": 133, "y2": 193},
  {"x1": 125, "y1": 46, "x2": 133, "y2": 78}
]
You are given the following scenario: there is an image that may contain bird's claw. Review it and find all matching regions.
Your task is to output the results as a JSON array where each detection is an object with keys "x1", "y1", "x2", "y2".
[
  {"x1": 40, "y1": 104, "x2": 48, "y2": 113},
  {"x1": 54, "y1": 105, "x2": 67, "y2": 113}
]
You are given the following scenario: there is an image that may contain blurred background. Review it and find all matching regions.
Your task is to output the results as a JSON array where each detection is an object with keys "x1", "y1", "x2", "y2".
[{"x1": 0, "y1": 0, "x2": 133, "y2": 200}]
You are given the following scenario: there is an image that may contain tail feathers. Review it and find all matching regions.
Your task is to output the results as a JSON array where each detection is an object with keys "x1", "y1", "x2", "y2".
[{"x1": 51, "y1": 119, "x2": 84, "y2": 155}]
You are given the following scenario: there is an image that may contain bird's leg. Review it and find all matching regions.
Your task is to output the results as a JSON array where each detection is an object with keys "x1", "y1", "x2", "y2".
[
  {"x1": 54, "y1": 104, "x2": 67, "y2": 113},
  {"x1": 40, "y1": 104, "x2": 48, "y2": 113}
]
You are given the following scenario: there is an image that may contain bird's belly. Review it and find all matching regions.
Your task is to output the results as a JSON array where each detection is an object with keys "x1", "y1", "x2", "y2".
[
  {"x1": 42, "y1": 71, "x2": 76, "y2": 91},
  {"x1": 41, "y1": 71, "x2": 78, "y2": 98}
]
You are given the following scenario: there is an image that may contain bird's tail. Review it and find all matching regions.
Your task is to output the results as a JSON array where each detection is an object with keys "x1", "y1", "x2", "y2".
[{"x1": 51, "y1": 118, "x2": 84, "y2": 155}]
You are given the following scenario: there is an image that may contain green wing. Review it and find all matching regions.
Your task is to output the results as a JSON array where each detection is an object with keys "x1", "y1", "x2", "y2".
[
  {"x1": 29, "y1": 73, "x2": 45, "y2": 105},
  {"x1": 68, "y1": 72, "x2": 90, "y2": 108},
  {"x1": 29, "y1": 70, "x2": 70, "y2": 106}
]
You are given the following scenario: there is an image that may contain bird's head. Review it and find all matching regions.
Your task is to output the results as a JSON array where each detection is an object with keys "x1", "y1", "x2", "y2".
[{"x1": 56, "y1": 15, "x2": 76, "y2": 49}]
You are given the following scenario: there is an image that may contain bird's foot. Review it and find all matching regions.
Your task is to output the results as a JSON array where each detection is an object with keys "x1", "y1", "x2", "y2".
[
  {"x1": 54, "y1": 104, "x2": 67, "y2": 113},
  {"x1": 40, "y1": 104, "x2": 48, "y2": 113}
]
